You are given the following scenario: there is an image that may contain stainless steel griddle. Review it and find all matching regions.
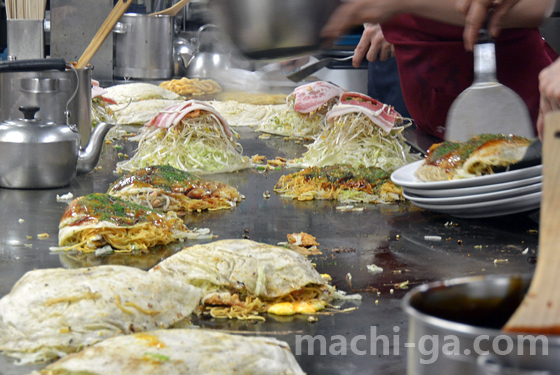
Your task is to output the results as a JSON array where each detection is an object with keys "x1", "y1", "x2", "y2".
[{"x1": 0, "y1": 126, "x2": 539, "y2": 375}]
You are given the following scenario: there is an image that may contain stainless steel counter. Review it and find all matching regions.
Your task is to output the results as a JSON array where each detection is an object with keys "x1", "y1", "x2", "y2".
[{"x1": 0, "y1": 127, "x2": 539, "y2": 375}]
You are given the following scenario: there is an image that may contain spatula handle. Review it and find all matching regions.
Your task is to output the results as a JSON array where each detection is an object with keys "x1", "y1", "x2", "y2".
[
  {"x1": 532, "y1": 112, "x2": 560, "y2": 293},
  {"x1": 476, "y1": 14, "x2": 492, "y2": 44},
  {"x1": 503, "y1": 111, "x2": 560, "y2": 333},
  {"x1": 473, "y1": 15, "x2": 497, "y2": 83}
]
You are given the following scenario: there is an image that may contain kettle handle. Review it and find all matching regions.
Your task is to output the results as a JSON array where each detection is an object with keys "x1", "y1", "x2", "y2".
[
  {"x1": 64, "y1": 64, "x2": 81, "y2": 126},
  {"x1": 0, "y1": 58, "x2": 66, "y2": 73}
]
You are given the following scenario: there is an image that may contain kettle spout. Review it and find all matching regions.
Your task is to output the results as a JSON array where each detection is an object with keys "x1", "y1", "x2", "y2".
[{"x1": 77, "y1": 122, "x2": 114, "y2": 174}]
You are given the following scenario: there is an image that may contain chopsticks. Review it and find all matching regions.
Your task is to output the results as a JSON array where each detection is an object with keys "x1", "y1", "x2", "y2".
[
  {"x1": 5, "y1": 0, "x2": 47, "y2": 20},
  {"x1": 75, "y1": 0, "x2": 133, "y2": 69}
]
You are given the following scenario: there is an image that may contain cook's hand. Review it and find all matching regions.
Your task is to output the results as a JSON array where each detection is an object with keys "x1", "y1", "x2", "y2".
[
  {"x1": 321, "y1": 0, "x2": 397, "y2": 41},
  {"x1": 353, "y1": 23, "x2": 395, "y2": 68},
  {"x1": 537, "y1": 59, "x2": 560, "y2": 140},
  {"x1": 457, "y1": 0, "x2": 521, "y2": 51}
]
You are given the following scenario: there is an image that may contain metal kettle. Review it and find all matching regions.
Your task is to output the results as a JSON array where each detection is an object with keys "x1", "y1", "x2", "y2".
[
  {"x1": 0, "y1": 106, "x2": 113, "y2": 189},
  {"x1": 173, "y1": 36, "x2": 196, "y2": 77},
  {"x1": 181, "y1": 24, "x2": 232, "y2": 78}
]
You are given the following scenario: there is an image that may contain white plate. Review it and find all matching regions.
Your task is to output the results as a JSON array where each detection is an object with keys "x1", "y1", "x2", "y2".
[
  {"x1": 403, "y1": 182, "x2": 542, "y2": 205},
  {"x1": 408, "y1": 191, "x2": 541, "y2": 219},
  {"x1": 403, "y1": 175, "x2": 542, "y2": 198},
  {"x1": 391, "y1": 160, "x2": 543, "y2": 190}
]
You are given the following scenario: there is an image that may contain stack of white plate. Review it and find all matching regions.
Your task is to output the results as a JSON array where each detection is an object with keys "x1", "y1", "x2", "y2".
[{"x1": 390, "y1": 160, "x2": 542, "y2": 218}]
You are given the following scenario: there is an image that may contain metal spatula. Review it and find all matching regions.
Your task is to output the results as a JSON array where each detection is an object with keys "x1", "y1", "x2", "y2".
[
  {"x1": 444, "y1": 26, "x2": 534, "y2": 141},
  {"x1": 286, "y1": 55, "x2": 353, "y2": 82}
]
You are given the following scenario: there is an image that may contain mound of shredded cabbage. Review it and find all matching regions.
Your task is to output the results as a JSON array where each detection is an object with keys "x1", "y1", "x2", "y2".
[
  {"x1": 287, "y1": 113, "x2": 421, "y2": 172},
  {"x1": 257, "y1": 109, "x2": 325, "y2": 137},
  {"x1": 116, "y1": 114, "x2": 251, "y2": 175},
  {"x1": 256, "y1": 95, "x2": 335, "y2": 137}
]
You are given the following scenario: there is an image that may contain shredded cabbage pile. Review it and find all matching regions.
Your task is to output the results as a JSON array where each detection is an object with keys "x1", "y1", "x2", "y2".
[
  {"x1": 116, "y1": 114, "x2": 251, "y2": 175},
  {"x1": 257, "y1": 109, "x2": 325, "y2": 137},
  {"x1": 287, "y1": 113, "x2": 421, "y2": 172},
  {"x1": 256, "y1": 95, "x2": 335, "y2": 137}
]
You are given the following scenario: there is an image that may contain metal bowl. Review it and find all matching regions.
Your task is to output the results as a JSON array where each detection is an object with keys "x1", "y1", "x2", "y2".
[
  {"x1": 402, "y1": 274, "x2": 560, "y2": 375},
  {"x1": 207, "y1": 0, "x2": 340, "y2": 60}
]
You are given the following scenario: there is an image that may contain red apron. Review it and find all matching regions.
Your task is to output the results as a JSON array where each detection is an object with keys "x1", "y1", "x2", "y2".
[{"x1": 381, "y1": 14, "x2": 558, "y2": 139}]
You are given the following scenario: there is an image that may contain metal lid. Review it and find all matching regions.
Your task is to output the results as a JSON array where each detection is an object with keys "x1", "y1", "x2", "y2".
[
  {"x1": 0, "y1": 105, "x2": 79, "y2": 144},
  {"x1": 2, "y1": 106, "x2": 51, "y2": 127}
]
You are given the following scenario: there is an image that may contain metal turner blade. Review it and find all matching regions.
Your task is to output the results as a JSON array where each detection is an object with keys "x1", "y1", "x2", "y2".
[{"x1": 445, "y1": 26, "x2": 534, "y2": 141}]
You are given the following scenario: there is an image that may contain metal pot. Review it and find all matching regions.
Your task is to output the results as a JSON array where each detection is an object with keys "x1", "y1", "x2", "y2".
[
  {"x1": 402, "y1": 274, "x2": 560, "y2": 375},
  {"x1": 0, "y1": 60, "x2": 93, "y2": 147},
  {"x1": 113, "y1": 13, "x2": 175, "y2": 80},
  {"x1": 0, "y1": 106, "x2": 113, "y2": 189},
  {"x1": 207, "y1": 0, "x2": 340, "y2": 59}
]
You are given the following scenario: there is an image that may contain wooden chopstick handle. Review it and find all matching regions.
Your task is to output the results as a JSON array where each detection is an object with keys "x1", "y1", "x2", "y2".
[
  {"x1": 75, "y1": 0, "x2": 132, "y2": 69},
  {"x1": 150, "y1": 0, "x2": 191, "y2": 16}
]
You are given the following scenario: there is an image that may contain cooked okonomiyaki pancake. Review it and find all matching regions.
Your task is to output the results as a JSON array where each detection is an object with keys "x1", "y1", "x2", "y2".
[
  {"x1": 0, "y1": 266, "x2": 202, "y2": 364},
  {"x1": 108, "y1": 99, "x2": 185, "y2": 125},
  {"x1": 207, "y1": 100, "x2": 286, "y2": 126},
  {"x1": 415, "y1": 134, "x2": 532, "y2": 181},
  {"x1": 214, "y1": 91, "x2": 287, "y2": 105},
  {"x1": 150, "y1": 239, "x2": 336, "y2": 319},
  {"x1": 104, "y1": 82, "x2": 182, "y2": 104},
  {"x1": 54, "y1": 193, "x2": 200, "y2": 253},
  {"x1": 33, "y1": 329, "x2": 305, "y2": 375},
  {"x1": 108, "y1": 165, "x2": 242, "y2": 214},
  {"x1": 274, "y1": 164, "x2": 403, "y2": 203}
]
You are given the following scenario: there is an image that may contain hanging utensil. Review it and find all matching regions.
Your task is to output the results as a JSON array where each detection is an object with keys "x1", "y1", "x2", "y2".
[
  {"x1": 150, "y1": 0, "x2": 191, "y2": 16},
  {"x1": 444, "y1": 22, "x2": 534, "y2": 141},
  {"x1": 75, "y1": 0, "x2": 133, "y2": 69},
  {"x1": 503, "y1": 111, "x2": 560, "y2": 334}
]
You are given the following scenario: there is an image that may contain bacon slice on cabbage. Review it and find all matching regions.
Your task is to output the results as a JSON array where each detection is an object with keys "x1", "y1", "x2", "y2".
[{"x1": 257, "y1": 81, "x2": 345, "y2": 137}]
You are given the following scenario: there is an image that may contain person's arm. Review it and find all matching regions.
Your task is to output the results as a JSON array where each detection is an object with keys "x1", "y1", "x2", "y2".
[
  {"x1": 353, "y1": 23, "x2": 395, "y2": 68},
  {"x1": 537, "y1": 58, "x2": 560, "y2": 140},
  {"x1": 321, "y1": 0, "x2": 554, "y2": 40},
  {"x1": 457, "y1": 0, "x2": 555, "y2": 51}
]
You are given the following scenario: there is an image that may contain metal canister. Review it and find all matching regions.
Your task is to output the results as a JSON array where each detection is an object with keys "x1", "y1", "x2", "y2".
[
  {"x1": 0, "y1": 65, "x2": 92, "y2": 147},
  {"x1": 402, "y1": 274, "x2": 560, "y2": 375},
  {"x1": 113, "y1": 13, "x2": 175, "y2": 80}
]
